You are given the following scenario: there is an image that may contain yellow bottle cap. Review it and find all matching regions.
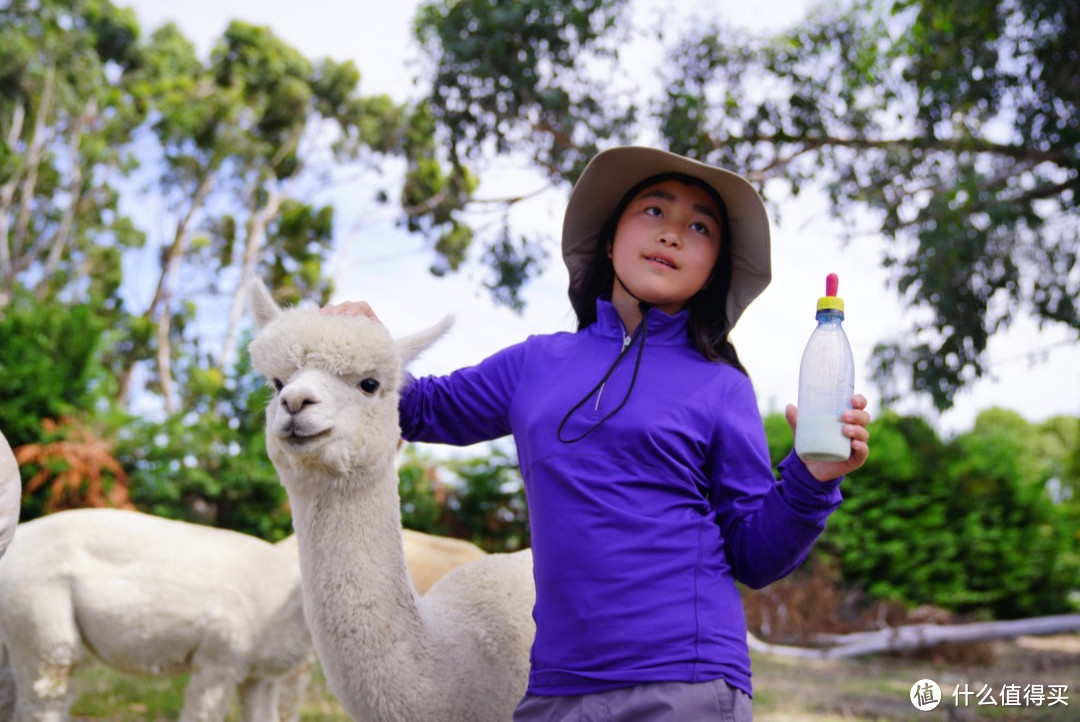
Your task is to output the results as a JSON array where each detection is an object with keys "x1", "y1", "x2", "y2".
[{"x1": 816, "y1": 273, "x2": 845, "y2": 312}]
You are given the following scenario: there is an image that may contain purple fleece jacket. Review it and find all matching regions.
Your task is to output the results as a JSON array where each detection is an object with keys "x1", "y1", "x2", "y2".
[{"x1": 399, "y1": 299, "x2": 843, "y2": 698}]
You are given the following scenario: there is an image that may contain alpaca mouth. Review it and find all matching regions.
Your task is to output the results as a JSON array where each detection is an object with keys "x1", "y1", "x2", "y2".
[{"x1": 278, "y1": 426, "x2": 332, "y2": 447}]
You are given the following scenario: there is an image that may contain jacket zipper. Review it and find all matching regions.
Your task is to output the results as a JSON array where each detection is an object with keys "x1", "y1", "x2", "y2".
[{"x1": 595, "y1": 330, "x2": 633, "y2": 411}]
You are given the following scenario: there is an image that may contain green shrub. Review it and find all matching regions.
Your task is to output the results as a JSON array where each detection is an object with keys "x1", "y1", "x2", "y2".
[
  {"x1": 0, "y1": 294, "x2": 105, "y2": 449},
  {"x1": 800, "y1": 411, "x2": 1080, "y2": 619},
  {"x1": 398, "y1": 443, "x2": 529, "y2": 553}
]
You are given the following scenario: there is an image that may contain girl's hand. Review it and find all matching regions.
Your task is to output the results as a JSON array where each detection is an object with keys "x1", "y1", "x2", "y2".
[
  {"x1": 319, "y1": 300, "x2": 379, "y2": 322},
  {"x1": 786, "y1": 394, "x2": 871, "y2": 482}
]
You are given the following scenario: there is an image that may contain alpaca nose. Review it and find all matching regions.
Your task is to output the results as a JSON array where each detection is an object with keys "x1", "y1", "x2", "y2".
[{"x1": 279, "y1": 384, "x2": 319, "y2": 415}]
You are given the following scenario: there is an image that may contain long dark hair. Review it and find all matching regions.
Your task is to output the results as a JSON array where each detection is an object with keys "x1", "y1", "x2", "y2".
[{"x1": 574, "y1": 172, "x2": 746, "y2": 374}]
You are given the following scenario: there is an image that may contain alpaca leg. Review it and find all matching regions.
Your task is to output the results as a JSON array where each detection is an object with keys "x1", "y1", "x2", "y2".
[
  {"x1": 178, "y1": 665, "x2": 237, "y2": 722},
  {"x1": 7, "y1": 648, "x2": 79, "y2": 722},
  {"x1": 4, "y1": 604, "x2": 80, "y2": 722},
  {"x1": 0, "y1": 645, "x2": 15, "y2": 720},
  {"x1": 237, "y1": 676, "x2": 279, "y2": 722},
  {"x1": 272, "y1": 657, "x2": 314, "y2": 722}
]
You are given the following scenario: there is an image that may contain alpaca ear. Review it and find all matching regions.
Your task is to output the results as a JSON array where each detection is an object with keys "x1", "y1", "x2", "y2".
[
  {"x1": 395, "y1": 315, "x2": 454, "y2": 367},
  {"x1": 247, "y1": 278, "x2": 282, "y2": 329}
]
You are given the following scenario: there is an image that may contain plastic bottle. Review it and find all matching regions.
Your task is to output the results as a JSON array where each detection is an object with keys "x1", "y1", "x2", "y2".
[{"x1": 794, "y1": 273, "x2": 855, "y2": 462}]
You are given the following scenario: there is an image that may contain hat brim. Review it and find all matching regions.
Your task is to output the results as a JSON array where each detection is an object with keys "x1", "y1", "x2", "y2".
[{"x1": 562, "y1": 146, "x2": 771, "y2": 329}]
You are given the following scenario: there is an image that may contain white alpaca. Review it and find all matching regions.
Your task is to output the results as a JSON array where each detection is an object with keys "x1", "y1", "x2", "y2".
[
  {"x1": 0, "y1": 508, "x2": 313, "y2": 722},
  {"x1": 0, "y1": 430, "x2": 18, "y2": 559},
  {"x1": 247, "y1": 279, "x2": 536, "y2": 722},
  {"x1": 274, "y1": 528, "x2": 487, "y2": 717},
  {"x1": 274, "y1": 528, "x2": 487, "y2": 716},
  {"x1": 0, "y1": 512, "x2": 493, "y2": 720},
  {"x1": 277, "y1": 527, "x2": 488, "y2": 596}
]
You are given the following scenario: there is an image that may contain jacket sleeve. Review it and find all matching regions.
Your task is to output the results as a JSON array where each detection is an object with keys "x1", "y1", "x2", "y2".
[
  {"x1": 707, "y1": 375, "x2": 843, "y2": 589},
  {"x1": 398, "y1": 340, "x2": 527, "y2": 446}
]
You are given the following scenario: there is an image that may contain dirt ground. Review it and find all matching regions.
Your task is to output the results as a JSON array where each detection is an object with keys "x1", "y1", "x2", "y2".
[{"x1": 751, "y1": 634, "x2": 1079, "y2": 721}]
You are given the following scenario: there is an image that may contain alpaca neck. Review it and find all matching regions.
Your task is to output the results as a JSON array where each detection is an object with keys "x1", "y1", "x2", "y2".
[{"x1": 284, "y1": 458, "x2": 438, "y2": 716}]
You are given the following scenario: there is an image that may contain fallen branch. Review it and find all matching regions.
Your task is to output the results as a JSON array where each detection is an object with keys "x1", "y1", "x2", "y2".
[{"x1": 748, "y1": 614, "x2": 1080, "y2": 660}]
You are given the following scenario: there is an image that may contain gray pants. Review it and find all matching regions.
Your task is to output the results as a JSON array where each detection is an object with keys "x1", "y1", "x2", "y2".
[{"x1": 513, "y1": 678, "x2": 753, "y2": 721}]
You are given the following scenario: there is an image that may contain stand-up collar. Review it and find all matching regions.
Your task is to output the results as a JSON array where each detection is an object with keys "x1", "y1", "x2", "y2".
[{"x1": 592, "y1": 298, "x2": 690, "y2": 345}]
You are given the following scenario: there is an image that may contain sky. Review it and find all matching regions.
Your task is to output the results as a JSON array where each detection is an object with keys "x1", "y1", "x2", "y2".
[{"x1": 121, "y1": 0, "x2": 1079, "y2": 438}]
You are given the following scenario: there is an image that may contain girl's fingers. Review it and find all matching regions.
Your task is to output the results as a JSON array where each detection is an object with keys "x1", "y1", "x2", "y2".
[{"x1": 320, "y1": 300, "x2": 379, "y2": 321}]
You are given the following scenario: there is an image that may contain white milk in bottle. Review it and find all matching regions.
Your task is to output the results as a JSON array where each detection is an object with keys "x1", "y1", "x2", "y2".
[{"x1": 794, "y1": 273, "x2": 854, "y2": 462}]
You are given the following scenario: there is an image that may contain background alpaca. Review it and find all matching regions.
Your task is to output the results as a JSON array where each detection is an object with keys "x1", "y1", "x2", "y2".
[
  {"x1": 247, "y1": 279, "x2": 535, "y2": 722},
  {"x1": 0, "y1": 505, "x2": 490, "y2": 721},
  {"x1": 0, "y1": 430, "x2": 18, "y2": 559},
  {"x1": 0, "y1": 508, "x2": 312, "y2": 722},
  {"x1": 277, "y1": 517, "x2": 488, "y2": 597},
  {"x1": 401, "y1": 528, "x2": 487, "y2": 593}
]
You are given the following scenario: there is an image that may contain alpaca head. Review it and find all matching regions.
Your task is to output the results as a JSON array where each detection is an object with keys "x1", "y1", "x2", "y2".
[{"x1": 246, "y1": 280, "x2": 451, "y2": 488}]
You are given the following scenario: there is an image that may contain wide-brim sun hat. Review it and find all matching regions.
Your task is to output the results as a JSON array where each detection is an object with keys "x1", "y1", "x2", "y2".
[{"x1": 562, "y1": 146, "x2": 771, "y2": 329}]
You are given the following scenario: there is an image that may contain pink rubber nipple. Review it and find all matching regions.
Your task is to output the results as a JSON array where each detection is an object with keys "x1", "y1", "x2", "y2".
[{"x1": 825, "y1": 273, "x2": 839, "y2": 297}]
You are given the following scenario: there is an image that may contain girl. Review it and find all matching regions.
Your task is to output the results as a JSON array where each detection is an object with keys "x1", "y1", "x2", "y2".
[{"x1": 324, "y1": 146, "x2": 871, "y2": 720}]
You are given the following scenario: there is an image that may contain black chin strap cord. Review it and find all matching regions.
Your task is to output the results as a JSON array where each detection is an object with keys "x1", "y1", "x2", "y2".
[{"x1": 557, "y1": 294, "x2": 652, "y2": 444}]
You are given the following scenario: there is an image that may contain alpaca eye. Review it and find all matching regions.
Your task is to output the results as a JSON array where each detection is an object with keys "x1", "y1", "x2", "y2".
[
  {"x1": 358, "y1": 378, "x2": 380, "y2": 394},
  {"x1": 272, "y1": 378, "x2": 284, "y2": 392}
]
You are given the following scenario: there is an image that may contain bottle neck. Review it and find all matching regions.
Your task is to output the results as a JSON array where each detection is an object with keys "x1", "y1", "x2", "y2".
[{"x1": 815, "y1": 308, "x2": 845, "y2": 323}]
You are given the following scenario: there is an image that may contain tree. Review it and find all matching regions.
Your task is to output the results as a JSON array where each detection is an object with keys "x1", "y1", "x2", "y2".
[
  {"x1": 0, "y1": 0, "x2": 146, "y2": 309},
  {"x1": 0, "y1": 3, "x2": 465, "y2": 531},
  {"x1": 125, "y1": 19, "x2": 411, "y2": 413},
  {"x1": 413, "y1": 0, "x2": 636, "y2": 309},
  {"x1": 659, "y1": 0, "x2": 1078, "y2": 410},
  {"x1": 415, "y1": 0, "x2": 1079, "y2": 410},
  {"x1": 2, "y1": 1, "x2": 447, "y2": 416},
  {"x1": 416, "y1": 0, "x2": 634, "y2": 179}
]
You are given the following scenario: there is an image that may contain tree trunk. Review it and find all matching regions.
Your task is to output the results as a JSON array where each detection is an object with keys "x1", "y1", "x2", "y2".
[
  {"x1": 0, "y1": 103, "x2": 26, "y2": 303},
  {"x1": 116, "y1": 170, "x2": 215, "y2": 411},
  {"x1": 219, "y1": 184, "x2": 283, "y2": 372},
  {"x1": 38, "y1": 97, "x2": 97, "y2": 288},
  {"x1": 748, "y1": 614, "x2": 1080, "y2": 660}
]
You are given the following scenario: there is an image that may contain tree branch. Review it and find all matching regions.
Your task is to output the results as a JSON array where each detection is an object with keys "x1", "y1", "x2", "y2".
[
  {"x1": 0, "y1": 103, "x2": 27, "y2": 299},
  {"x1": 38, "y1": 97, "x2": 99, "y2": 293},
  {"x1": 724, "y1": 131, "x2": 1073, "y2": 173},
  {"x1": 11, "y1": 65, "x2": 57, "y2": 263},
  {"x1": 219, "y1": 181, "x2": 285, "y2": 372}
]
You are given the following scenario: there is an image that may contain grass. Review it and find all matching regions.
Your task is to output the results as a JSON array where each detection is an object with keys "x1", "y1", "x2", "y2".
[
  {"x1": 69, "y1": 659, "x2": 186, "y2": 721},
  {"x1": 751, "y1": 635, "x2": 1079, "y2": 721},
  {"x1": 64, "y1": 636, "x2": 1077, "y2": 720},
  {"x1": 68, "y1": 660, "x2": 351, "y2": 721}
]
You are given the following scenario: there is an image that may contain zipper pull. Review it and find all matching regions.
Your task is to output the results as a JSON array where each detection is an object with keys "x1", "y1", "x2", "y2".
[{"x1": 598, "y1": 333, "x2": 631, "y2": 411}]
